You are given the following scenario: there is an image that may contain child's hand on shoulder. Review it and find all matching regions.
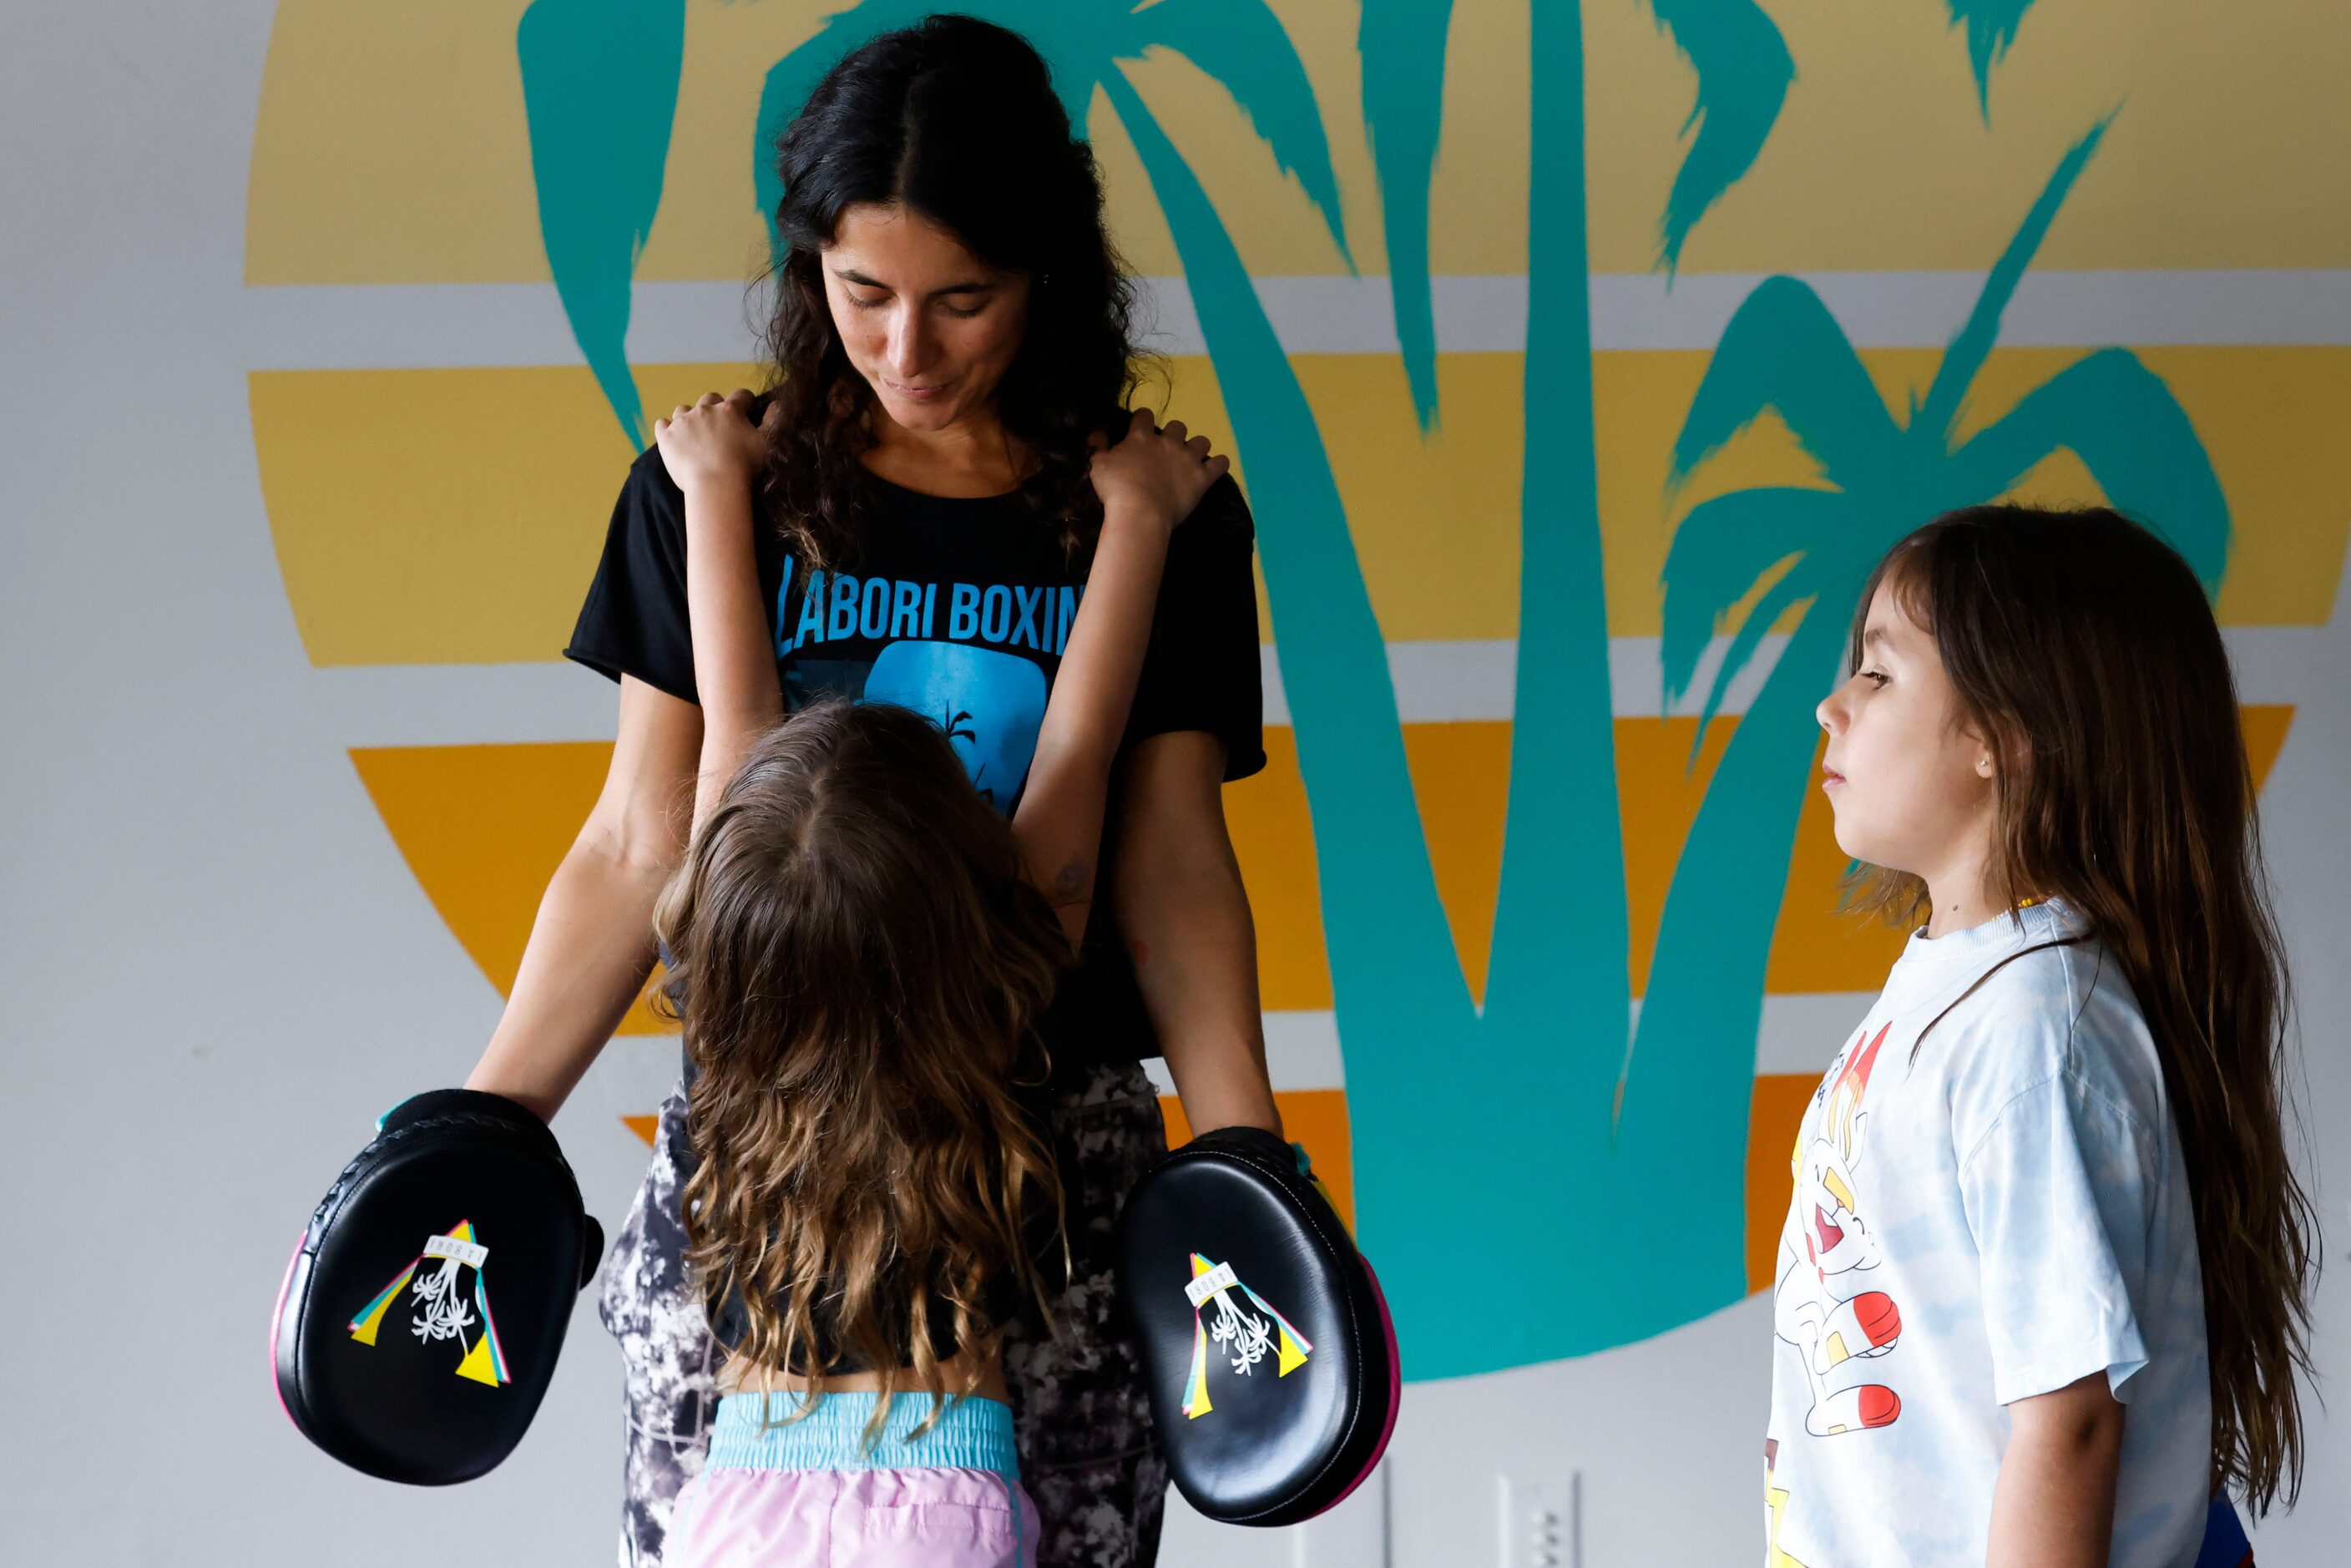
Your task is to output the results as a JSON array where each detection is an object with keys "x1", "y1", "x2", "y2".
[
  {"x1": 655, "y1": 390, "x2": 767, "y2": 501},
  {"x1": 1090, "y1": 407, "x2": 1231, "y2": 539}
]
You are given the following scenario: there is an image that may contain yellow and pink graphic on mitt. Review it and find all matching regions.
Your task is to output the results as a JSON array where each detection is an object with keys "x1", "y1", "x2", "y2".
[
  {"x1": 1181, "y1": 1252, "x2": 1313, "y2": 1419},
  {"x1": 347, "y1": 1219, "x2": 510, "y2": 1388}
]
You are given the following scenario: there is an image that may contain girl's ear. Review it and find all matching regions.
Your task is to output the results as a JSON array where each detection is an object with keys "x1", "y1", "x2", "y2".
[
  {"x1": 1995, "y1": 725, "x2": 2036, "y2": 781},
  {"x1": 1966, "y1": 719, "x2": 2027, "y2": 782}
]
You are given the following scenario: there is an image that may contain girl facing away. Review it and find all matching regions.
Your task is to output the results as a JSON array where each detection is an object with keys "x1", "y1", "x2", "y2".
[
  {"x1": 1767, "y1": 504, "x2": 2316, "y2": 1568},
  {"x1": 641, "y1": 371, "x2": 1228, "y2": 1567},
  {"x1": 657, "y1": 701, "x2": 1058, "y2": 1564}
]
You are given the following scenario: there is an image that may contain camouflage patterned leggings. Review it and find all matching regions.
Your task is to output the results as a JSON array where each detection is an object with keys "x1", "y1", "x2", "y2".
[{"x1": 598, "y1": 1059, "x2": 1170, "y2": 1568}]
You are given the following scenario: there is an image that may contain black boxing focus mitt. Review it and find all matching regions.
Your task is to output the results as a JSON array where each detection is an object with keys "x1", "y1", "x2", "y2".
[
  {"x1": 270, "y1": 1090, "x2": 604, "y2": 1485},
  {"x1": 1116, "y1": 1125, "x2": 1400, "y2": 1526}
]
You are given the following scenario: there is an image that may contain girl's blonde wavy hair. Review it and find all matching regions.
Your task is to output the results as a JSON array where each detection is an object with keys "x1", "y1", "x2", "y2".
[
  {"x1": 654, "y1": 700, "x2": 1066, "y2": 1439},
  {"x1": 1845, "y1": 504, "x2": 2318, "y2": 1512}
]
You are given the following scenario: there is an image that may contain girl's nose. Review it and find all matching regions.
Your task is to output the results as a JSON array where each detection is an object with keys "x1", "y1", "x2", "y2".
[{"x1": 1816, "y1": 685, "x2": 1844, "y2": 735}]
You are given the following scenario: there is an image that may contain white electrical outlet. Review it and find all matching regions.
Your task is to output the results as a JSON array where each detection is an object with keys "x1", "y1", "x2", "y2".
[{"x1": 1498, "y1": 1472, "x2": 1579, "y2": 1568}]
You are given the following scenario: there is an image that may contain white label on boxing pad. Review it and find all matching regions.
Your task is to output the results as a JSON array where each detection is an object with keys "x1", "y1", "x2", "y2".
[
  {"x1": 425, "y1": 1234, "x2": 489, "y2": 1269},
  {"x1": 1186, "y1": 1260, "x2": 1238, "y2": 1307}
]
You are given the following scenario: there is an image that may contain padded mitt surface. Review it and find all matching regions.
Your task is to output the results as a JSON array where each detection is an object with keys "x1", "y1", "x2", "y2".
[
  {"x1": 1117, "y1": 1126, "x2": 1399, "y2": 1525},
  {"x1": 271, "y1": 1090, "x2": 603, "y2": 1485}
]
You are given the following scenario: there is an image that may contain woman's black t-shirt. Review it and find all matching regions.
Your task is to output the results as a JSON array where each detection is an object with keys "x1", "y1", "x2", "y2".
[{"x1": 564, "y1": 443, "x2": 1268, "y2": 1073}]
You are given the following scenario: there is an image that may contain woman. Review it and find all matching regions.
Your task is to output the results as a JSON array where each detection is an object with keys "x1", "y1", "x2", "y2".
[{"x1": 463, "y1": 16, "x2": 1279, "y2": 1566}]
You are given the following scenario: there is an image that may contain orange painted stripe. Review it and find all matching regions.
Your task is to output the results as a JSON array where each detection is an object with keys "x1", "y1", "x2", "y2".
[
  {"x1": 362, "y1": 708, "x2": 2293, "y2": 1021},
  {"x1": 2240, "y1": 705, "x2": 2298, "y2": 794},
  {"x1": 349, "y1": 741, "x2": 674, "y2": 1034},
  {"x1": 1236, "y1": 715, "x2": 1914, "y2": 1004},
  {"x1": 1746, "y1": 1075, "x2": 1820, "y2": 1296},
  {"x1": 1160, "y1": 1090, "x2": 1355, "y2": 1234}
]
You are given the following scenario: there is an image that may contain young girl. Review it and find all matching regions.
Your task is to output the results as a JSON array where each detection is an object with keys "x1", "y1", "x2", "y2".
[
  {"x1": 1768, "y1": 504, "x2": 2315, "y2": 1567},
  {"x1": 641, "y1": 389, "x2": 1226, "y2": 1566}
]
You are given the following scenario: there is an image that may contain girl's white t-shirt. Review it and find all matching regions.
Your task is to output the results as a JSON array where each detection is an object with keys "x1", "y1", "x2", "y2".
[{"x1": 1765, "y1": 901, "x2": 2210, "y2": 1568}]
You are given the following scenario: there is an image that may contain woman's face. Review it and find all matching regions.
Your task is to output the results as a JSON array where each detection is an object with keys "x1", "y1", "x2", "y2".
[
  {"x1": 822, "y1": 203, "x2": 1031, "y2": 435},
  {"x1": 1815, "y1": 583, "x2": 1998, "y2": 883}
]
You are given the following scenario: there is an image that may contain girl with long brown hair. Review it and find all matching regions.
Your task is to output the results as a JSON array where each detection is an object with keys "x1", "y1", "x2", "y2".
[
  {"x1": 636, "y1": 311, "x2": 1231, "y2": 1563},
  {"x1": 651, "y1": 703, "x2": 1059, "y2": 1566},
  {"x1": 1764, "y1": 504, "x2": 2315, "y2": 1568}
]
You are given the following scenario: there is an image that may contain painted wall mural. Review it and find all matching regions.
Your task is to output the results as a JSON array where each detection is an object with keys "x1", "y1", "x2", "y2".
[{"x1": 245, "y1": 0, "x2": 2349, "y2": 1383}]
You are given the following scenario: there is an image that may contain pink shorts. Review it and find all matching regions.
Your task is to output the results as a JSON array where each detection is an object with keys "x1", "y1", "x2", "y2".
[{"x1": 665, "y1": 1392, "x2": 1039, "y2": 1568}]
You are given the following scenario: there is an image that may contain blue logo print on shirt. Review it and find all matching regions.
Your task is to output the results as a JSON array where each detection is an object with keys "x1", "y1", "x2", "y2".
[{"x1": 863, "y1": 640, "x2": 1049, "y2": 812}]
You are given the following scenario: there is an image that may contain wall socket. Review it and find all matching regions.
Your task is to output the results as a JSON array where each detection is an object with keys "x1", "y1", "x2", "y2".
[{"x1": 1498, "y1": 1472, "x2": 1580, "y2": 1568}]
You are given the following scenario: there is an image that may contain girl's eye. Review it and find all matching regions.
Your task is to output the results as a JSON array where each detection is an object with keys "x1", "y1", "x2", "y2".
[
  {"x1": 942, "y1": 299, "x2": 986, "y2": 320},
  {"x1": 1860, "y1": 669, "x2": 1890, "y2": 689},
  {"x1": 848, "y1": 292, "x2": 888, "y2": 311}
]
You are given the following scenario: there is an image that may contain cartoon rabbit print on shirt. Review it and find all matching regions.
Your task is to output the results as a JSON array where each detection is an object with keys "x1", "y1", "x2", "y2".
[{"x1": 1774, "y1": 1023, "x2": 1904, "y2": 1435}]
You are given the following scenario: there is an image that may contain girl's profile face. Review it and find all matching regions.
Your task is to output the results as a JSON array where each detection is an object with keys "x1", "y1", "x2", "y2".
[
  {"x1": 822, "y1": 202, "x2": 1031, "y2": 437},
  {"x1": 1815, "y1": 584, "x2": 1998, "y2": 883}
]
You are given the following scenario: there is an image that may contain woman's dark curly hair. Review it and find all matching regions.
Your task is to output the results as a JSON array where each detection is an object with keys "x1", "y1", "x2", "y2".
[{"x1": 759, "y1": 14, "x2": 1146, "y2": 568}]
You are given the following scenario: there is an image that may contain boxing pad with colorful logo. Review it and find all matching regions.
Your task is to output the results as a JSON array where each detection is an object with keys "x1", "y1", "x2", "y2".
[
  {"x1": 1116, "y1": 1124, "x2": 1400, "y2": 1525},
  {"x1": 270, "y1": 1090, "x2": 603, "y2": 1485}
]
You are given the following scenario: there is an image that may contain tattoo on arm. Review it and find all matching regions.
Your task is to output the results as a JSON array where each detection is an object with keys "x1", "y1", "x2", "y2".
[{"x1": 1044, "y1": 854, "x2": 1095, "y2": 908}]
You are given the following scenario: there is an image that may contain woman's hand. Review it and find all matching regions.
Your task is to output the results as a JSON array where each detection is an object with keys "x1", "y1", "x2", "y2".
[
  {"x1": 655, "y1": 390, "x2": 767, "y2": 500},
  {"x1": 1089, "y1": 407, "x2": 1230, "y2": 537}
]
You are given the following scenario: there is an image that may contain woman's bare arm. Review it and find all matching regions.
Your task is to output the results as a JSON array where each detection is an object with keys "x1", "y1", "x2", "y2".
[
  {"x1": 1110, "y1": 731, "x2": 1281, "y2": 1137},
  {"x1": 463, "y1": 675, "x2": 701, "y2": 1120}
]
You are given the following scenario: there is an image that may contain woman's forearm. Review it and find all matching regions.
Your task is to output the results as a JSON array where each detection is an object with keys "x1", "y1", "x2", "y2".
[
  {"x1": 464, "y1": 675, "x2": 700, "y2": 1121},
  {"x1": 1132, "y1": 867, "x2": 1280, "y2": 1136},
  {"x1": 1014, "y1": 500, "x2": 1170, "y2": 940},
  {"x1": 1111, "y1": 731, "x2": 1281, "y2": 1137},
  {"x1": 464, "y1": 819, "x2": 673, "y2": 1122},
  {"x1": 680, "y1": 478, "x2": 783, "y2": 835}
]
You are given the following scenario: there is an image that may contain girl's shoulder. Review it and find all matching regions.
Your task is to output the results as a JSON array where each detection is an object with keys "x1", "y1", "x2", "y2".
[{"x1": 1932, "y1": 923, "x2": 2168, "y2": 1156}]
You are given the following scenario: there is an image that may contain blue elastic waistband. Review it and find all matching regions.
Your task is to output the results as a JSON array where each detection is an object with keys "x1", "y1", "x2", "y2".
[{"x1": 705, "y1": 1390, "x2": 1019, "y2": 1477}]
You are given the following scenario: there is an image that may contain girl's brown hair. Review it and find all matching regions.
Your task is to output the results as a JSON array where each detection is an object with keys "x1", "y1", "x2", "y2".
[
  {"x1": 654, "y1": 701, "x2": 1066, "y2": 1437},
  {"x1": 1847, "y1": 503, "x2": 2317, "y2": 1510}
]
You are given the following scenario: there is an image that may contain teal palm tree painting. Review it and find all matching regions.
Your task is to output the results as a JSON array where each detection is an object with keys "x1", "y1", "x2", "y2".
[
  {"x1": 1354, "y1": 0, "x2": 1795, "y2": 428},
  {"x1": 515, "y1": 0, "x2": 686, "y2": 448},
  {"x1": 1946, "y1": 1, "x2": 2041, "y2": 114},
  {"x1": 1357, "y1": 0, "x2": 1454, "y2": 428},
  {"x1": 1631, "y1": 119, "x2": 2228, "y2": 1188},
  {"x1": 511, "y1": 0, "x2": 2224, "y2": 1378},
  {"x1": 1641, "y1": 0, "x2": 1795, "y2": 273}
]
